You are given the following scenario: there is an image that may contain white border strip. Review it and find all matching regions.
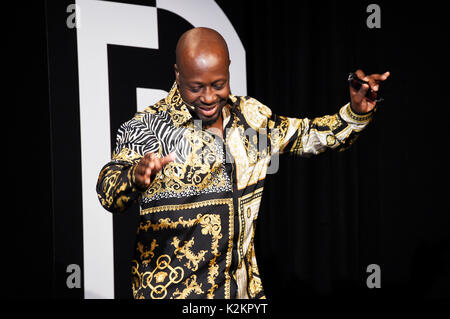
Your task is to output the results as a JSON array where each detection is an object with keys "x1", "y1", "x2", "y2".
[{"x1": 76, "y1": 0, "x2": 158, "y2": 299}]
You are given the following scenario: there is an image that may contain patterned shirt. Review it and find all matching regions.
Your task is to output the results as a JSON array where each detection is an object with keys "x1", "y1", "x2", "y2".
[{"x1": 96, "y1": 82, "x2": 374, "y2": 299}]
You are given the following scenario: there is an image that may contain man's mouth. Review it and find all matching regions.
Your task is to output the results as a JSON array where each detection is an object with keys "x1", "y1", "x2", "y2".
[{"x1": 197, "y1": 104, "x2": 219, "y2": 118}]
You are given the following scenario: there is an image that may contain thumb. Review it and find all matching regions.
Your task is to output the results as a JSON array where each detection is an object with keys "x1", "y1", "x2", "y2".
[{"x1": 358, "y1": 82, "x2": 370, "y2": 97}]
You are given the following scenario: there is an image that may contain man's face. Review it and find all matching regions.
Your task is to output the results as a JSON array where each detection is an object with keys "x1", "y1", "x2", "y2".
[{"x1": 175, "y1": 53, "x2": 230, "y2": 127}]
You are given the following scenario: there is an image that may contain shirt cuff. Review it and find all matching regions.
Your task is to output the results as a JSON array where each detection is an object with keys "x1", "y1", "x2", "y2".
[{"x1": 340, "y1": 102, "x2": 375, "y2": 125}]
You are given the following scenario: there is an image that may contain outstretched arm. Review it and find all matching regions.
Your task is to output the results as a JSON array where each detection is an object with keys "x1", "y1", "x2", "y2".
[{"x1": 269, "y1": 70, "x2": 390, "y2": 156}]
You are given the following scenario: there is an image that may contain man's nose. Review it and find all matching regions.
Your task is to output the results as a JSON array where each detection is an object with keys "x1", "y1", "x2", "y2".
[{"x1": 200, "y1": 87, "x2": 216, "y2": 105}]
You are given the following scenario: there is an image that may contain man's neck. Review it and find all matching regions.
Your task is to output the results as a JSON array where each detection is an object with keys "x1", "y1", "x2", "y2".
[{"x1": 204, "y1": 114, "x2": 223, "y2": 139}]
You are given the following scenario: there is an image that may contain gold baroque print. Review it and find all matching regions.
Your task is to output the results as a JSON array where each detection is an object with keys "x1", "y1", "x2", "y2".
[
  {"x1": 227, "y1": 115, "x2": 273, "y2": 190},
  {"x1": 170, "y1": 107, "x2": 192, "y2": 127},
  {"x1": 98, "y1": 169, "x2": 121, "y2": 208},
  {"x1": 237, "y1": 188, "x2": 264, "y2": 270},
  {"x1": 137, "y1": 239, "x2": 158, "y2": 267},
  {"x1": 268, "y1": 116, "x2": 290, "y2": 151},
  {"x1": 112, "y1": 147, "x2": 143, "y2": 164},
  {"x1": 246, "y1": 241, "x2": 264, "y2": 298},
  {"x1": 137, "y1": 99, "x2": 169, "y2": 119},
  {"x1": 132, "y1": 254, "x2": 185, "y2": 299},
  {"x1": 134, "y1": 198, "x2": 233, "y2": 299},
  {"x1": 326, "y1": 134, "x2": 337, "y2": 146},
  {"x1": 172, "y1": 236, "x2": 207, "y2": 271},
  {"x1": 289, "y1": 131, "x2": 303, "y2": 156},
  {"x1": 138, "y1": 215, "x2": 221, "y2": 277},
  {"x1": 240, "y1": 97, "x2": 271, "y2": 130},
  {"x1": 171, "y1": 275, "x2": 204, "y2": 299},
  {"x1": 137, "y1": 215, "x2": 200, "y2": 234},
  {"x1": 311, "y1": 114, "x2": 343, "y2": 132},
  {"x1": 140, "y1": 198, "x2": 233, "y2": 215},
  {"x1": 141, "y1": 127, "x2": 231, "y2": 203}
]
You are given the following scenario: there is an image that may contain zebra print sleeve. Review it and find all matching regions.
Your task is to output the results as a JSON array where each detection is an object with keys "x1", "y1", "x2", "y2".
[
  {"x1": 114, "y1": 115, "x2": 161, "y2": 159},
  {"x1": 96, "y1": 115, "x2": 158, "y2": 213}
]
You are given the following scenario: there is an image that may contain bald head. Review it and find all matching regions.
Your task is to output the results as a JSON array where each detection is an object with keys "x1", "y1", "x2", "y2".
[
  {"x1": 175, "y1": 27, "x2": 230, "y2": 74},
  {"x1": 174, "y1": 27, "x2": 232, "y2": 127}
]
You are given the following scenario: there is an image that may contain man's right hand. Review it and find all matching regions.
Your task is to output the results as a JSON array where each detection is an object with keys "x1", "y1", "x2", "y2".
[{"x1": 134, "y1": 152, "x2": 175, "y2": 190}]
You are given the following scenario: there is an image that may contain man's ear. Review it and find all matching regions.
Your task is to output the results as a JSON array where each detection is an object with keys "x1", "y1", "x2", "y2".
[{"x1": 174, "y1": 64, "x2": 180, "y2": 85}]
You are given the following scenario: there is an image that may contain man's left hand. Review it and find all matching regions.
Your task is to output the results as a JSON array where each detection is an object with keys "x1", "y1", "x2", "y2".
[{"x1": 350, "y1": 69, "x2": 390, "y2": 113}]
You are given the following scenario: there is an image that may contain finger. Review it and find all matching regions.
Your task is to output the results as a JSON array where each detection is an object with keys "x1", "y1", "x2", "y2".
[
  {"x1": 136, "y1": 164, "x2": 145, "y2": 177},
  {"x1": 145, "y1": 166, "x2": 152, "y2": 177},
  {"x1": 142, "y1": 152, "x2": 156, "y2": 168},
  {"x1": 359, "y1": 82, "x2": 370, "y2": 95},
  {"x1": 145, "y1": 166, "x2": 152, "y2": 183},
  {"x1": 368, "y1": 79, "x2": 379, "y2": 92},
  {"x1": 381, "y1": 71, "x2": 390, "y2": 80},
  {"x1": 355, "y1": 69, "x2": 366, "y2": 80},
  {"x1": 135, "y1": 166, "x2": 150, "y2": 188},
  {"x1": 152, "y1": 159, "x2": 162, "y2": 174},
  {"x1": 139, "y1": 153, "x2": 153, "y2": 169},
  {"x1": 370, "y1": 71, "x2": 390, "y2": 82},
  {"x1": 148, "y1": 153, "x2": 174, "y2": 178},
  {"x1": 372, "y1": 83, "x2": 379, "y2": 92},
  {"x1": 160, "y1": 153, "x2": 176, "y2": 166},
  {"x1": 143, "y1": 152, "x2": 154, "y2": 160},
  {"x1": 149, "y1": 161, "x2": 155, "y2": 171},
  {"x1": 139, "y1": 155, "x2": 152, "y2": 172},
  {"x1": 154, "y1": 153, "x2": 173, "y2": 172},
  {"x1": 370, "y1": 71, "x2": 390, "y2": 92},
  {"x1": 357, "y1": 70, "x2": 371, "y2": 84}
]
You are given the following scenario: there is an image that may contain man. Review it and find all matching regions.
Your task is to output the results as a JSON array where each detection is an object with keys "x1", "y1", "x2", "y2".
[{"x1": 96, "y1": 27, "x2": 389, "y2": 299}]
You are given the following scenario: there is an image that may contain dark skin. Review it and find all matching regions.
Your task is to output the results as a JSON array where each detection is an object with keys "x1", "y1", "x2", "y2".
[
  {"x1": 351, "y1": 69, "x2": 390, "y2": 113},
  {"x1": 133, "y1": 27, "x2": 390, "y2": 190},
  {"x1": 174, "y1": 27, "x2": 231, "y2": 135}
]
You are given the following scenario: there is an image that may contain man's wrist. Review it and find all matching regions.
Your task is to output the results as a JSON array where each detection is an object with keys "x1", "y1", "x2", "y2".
[
  {"x1": 130, "y1": 164, "x2": 149, "y2": 192},
  {"x1": 342, "y1": 102, "x2": 374, "y2": 124},
  {"x1": 349, "y1": 102, "x2": 375, "y2": 115}
]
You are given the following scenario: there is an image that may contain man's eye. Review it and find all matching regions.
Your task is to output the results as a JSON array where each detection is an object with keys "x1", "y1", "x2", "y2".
[
  {"x1": 190, "y1": 87, "x2": 201, "y2": 92},
  {"x1": 213, "y1": 84, "x2": 224, "y2": 90}
]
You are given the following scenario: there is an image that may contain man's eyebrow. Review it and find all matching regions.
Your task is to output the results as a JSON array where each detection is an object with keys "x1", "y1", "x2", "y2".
[{"x1": 189, "y1": 79, "x2": 226, "y2": 86}]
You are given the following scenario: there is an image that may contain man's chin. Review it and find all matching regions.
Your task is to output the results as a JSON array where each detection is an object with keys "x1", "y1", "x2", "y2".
[
  {"x1": 194, "y1": 107, "x2": 223, "y2": 127},
  {"x1": 197, "y1": 114, "x2": 220, "y2": 127}
]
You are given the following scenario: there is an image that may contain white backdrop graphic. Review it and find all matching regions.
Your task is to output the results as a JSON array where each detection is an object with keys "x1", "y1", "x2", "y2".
[{"x1": 75, "y1": 0, "x2": 246, "y2": 299}]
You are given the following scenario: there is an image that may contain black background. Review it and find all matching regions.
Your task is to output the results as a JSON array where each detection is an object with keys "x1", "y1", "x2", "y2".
[{"x1": 9, "y1": 0, "x2": 450, "y2": 306}]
